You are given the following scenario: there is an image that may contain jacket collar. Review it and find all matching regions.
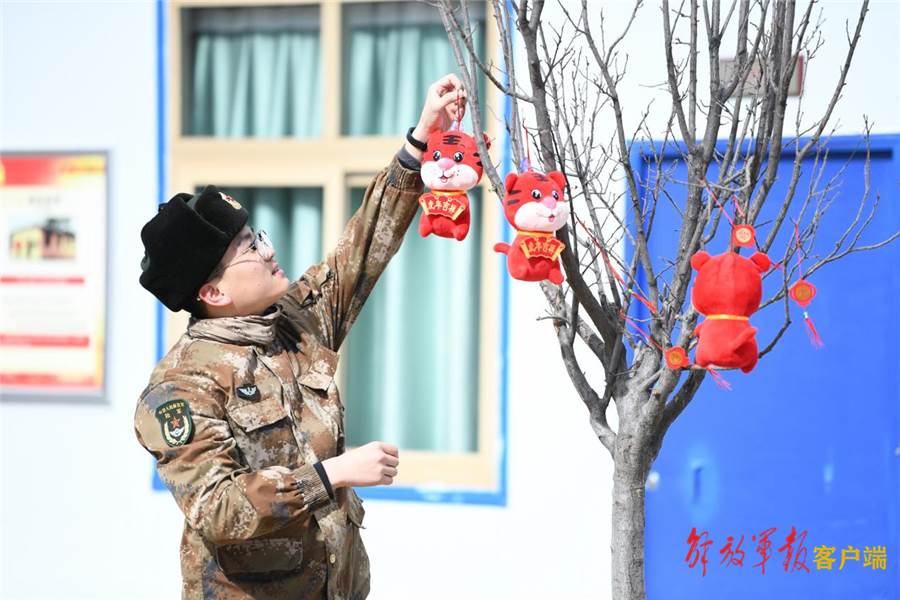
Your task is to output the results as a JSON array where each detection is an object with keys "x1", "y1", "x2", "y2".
[{"x1": 187, "y1": 305, "x2": 282, "y2": 348}]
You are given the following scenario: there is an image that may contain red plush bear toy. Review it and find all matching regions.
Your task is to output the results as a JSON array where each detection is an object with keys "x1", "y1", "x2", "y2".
[
  {"x1": 418, "y1": 129, "x2": 490, "y2": 241},
  {"x1": 690, "y1": 249, "x2": 771, "y2": 373},
  {"x1": 494, "y1": 170, "x2": 568, "y2": 284}
]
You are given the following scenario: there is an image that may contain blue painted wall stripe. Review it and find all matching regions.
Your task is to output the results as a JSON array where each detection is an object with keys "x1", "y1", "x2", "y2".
[{"x1": 152, "y1": 0, "x2": 167, "y2": 491}]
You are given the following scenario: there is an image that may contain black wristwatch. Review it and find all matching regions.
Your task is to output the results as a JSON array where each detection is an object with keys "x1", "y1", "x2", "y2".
[{"x1": 406, "y1": 126, "x2": 427, "y2": 151}]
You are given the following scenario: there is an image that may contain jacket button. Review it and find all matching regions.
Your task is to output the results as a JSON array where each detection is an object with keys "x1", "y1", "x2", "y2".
[{"x1": 329, "y1": 553, "x2": 336, "y2": 564}]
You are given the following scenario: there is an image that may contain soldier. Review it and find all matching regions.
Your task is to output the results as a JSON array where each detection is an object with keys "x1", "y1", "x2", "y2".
[{"x1": 135, "y1": 75, "x2": 467, "y2": 599}]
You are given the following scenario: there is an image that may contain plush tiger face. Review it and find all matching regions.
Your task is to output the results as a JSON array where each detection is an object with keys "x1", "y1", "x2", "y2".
[
  {"x1": 502, "y1": 170, "x2": 568, "y2": 233},
  {"x1": 421, "y1": 130, "x2": 490, "y2": 191}
]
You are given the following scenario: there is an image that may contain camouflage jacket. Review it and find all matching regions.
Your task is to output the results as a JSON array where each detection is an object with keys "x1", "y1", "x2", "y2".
[{"x1": 135, "y1": 155, "x2": 423, "y2": 599}]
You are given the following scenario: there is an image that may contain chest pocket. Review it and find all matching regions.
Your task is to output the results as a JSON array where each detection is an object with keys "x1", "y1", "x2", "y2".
[
  {"x1": 226, "y1": 387, "x2": 300, "y2": 470},
  {"x1": 296, "y1": 345, "x2": 343, "y2": 452},
  {"x1": 228, "y1": 398, "x2": 288, "y2": 432},
  {"x1": 298, "y1": 345, "x2": 337, "y2": 392},
  {"x1": 298, "y1": 345, "x2": 340, "y2": 413}
]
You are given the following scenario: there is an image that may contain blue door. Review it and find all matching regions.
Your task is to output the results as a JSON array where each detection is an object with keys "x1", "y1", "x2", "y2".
[{"x1": 637, "y1": 135, "x2": 899, "y2": 599}]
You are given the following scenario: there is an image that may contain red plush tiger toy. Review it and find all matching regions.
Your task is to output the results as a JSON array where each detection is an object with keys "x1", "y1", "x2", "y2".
[
  {"x1": 494, "y1": 170, "x2": 568, "y2": 284},
  {"x1": 690, "y1": 249, "x2": 771, "y2": 373},
  {"x1": 418, "y1": 130, "x2": 490, "y2": 241}
]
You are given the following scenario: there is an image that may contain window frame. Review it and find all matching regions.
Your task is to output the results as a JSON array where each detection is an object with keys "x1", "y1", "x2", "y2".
[{"x1": 161, "y1": 0, "x2": 507, "y2": 505}]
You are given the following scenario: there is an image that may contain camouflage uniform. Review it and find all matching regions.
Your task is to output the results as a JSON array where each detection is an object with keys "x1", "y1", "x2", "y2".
[{"x1": 135, "y1": 155, "x2": 423, "y2": 599}]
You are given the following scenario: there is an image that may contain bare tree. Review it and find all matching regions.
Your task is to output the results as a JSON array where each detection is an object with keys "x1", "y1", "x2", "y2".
[{"x1": 430, "y1": 1, "x2": 895, "y2": 599}]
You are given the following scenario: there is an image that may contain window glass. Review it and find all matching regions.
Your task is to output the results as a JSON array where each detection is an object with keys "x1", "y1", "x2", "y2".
[
  {"x1": 202, "y1": 187, "x2": 323, "y2": 280},
  {"x1": 344, "y1": 186, "x2": 482, "y2": 452},
  {"x1": 182, "y1": 6, "x2": 322, "y2": 138},
  {"x1": 341, "y1": 2, "x2": 486, "y2": 136}
]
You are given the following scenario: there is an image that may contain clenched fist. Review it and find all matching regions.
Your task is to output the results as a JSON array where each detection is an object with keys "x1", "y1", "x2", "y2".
[{"x1": 321, "y1": 441, "x2": 399, "y2": 488}]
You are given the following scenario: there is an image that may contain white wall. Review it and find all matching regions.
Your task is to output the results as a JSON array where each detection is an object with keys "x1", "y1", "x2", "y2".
[
  {"x1": 1, "y1": 2, "x2": 897, "y2": 600},
  {"x1": 364, "y1": 280, "x2": 615, "y2": 600},
  {"x1": 0, "y1": 2, "x2": 182, "y2": 599}
]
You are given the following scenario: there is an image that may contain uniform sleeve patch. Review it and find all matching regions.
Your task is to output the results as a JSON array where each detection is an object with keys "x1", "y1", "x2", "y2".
[{"x1": 155, "y1": 399, "x2": 194, "y2": 447}]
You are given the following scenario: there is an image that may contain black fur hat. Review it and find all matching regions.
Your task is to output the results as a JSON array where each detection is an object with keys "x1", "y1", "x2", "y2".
[{"x1": 139, "y1": 185, "x2": 249, "y2": 312}]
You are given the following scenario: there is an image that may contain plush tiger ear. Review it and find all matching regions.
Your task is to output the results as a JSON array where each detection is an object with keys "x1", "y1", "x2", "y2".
[
  {"x1": 691, "y1": 251, "x2": 711, "y2": 271},
  {"x1": 505, "y1": 172, "x2": 519, "y2": 193},
  {"x1": 548, "y1": 170, "x2": 567, "y2": 192},
  {"x1": 482, "y1": 133, "x2": 492, "y2": 150},
  {"x1": 750, "y1": 252, "x2": 771, "y2": 272}
]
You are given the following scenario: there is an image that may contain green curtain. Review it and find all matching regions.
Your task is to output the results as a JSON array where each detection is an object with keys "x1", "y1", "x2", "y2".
[
  {"x1": 342, "y1": 2, "x2": 485, "y2": 135},
  {"x1": 345, "y1": 186, "x2": 482, "y2": 453},
  {"x1": 186, "y1": 7, "x2": 324, "y2": 279},
  {"x1": 186, "y1": 6, "x2": 322, "y2": 138},
  {"x1": 343, "y1": 3, "x2": 487, "y2": 453}
]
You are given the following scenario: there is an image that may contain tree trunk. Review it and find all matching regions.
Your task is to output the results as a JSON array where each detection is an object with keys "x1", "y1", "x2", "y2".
[{"x1": 611, "y1": 461, "x2": 648, "y2": 600}]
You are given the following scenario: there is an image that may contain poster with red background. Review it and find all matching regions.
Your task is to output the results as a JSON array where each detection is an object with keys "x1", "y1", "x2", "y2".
[{"x1": 0, "y1": 153, "x2": 107, "y2": 401}]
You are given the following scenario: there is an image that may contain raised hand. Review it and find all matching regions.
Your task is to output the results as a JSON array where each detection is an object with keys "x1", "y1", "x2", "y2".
[{"x1": 405, "y1": 74, "x2": 468, "y2": 160}]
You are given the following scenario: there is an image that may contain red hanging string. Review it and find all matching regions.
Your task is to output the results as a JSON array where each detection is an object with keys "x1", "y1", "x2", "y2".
[
  {"x1": 709, "y1": 188, "x2": 743, "y2": 252},
  {"x1": 709, "y1": 188, "x2": 768, "y2": 254},
  {"x1": 731, "y1": 194, "x2": 747, "y2": 219},
  {"x1": 619, "y1": 310, "x2": 664, "y2": 351},
  {"x1": 575, "y1": 216, "x2": 658, "y2": 315},
  {"x1": 793, "y1": 224, "x2": 807, "y2": 289},
  {"x1": 709, "y1": 189, "x2": 737, "y2": 230},
  {"x1": 454, "y1": 88, "x2": 464, "y2": 131},
  {"x1": 522, "y1": 124, "x2": 532, "y2": 171}
]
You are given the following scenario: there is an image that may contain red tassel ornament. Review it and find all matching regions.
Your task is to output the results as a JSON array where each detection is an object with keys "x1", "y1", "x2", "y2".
[
  {"x1": 802, "y1": 310, "x2": 825, "y2": 348},
  {"x1": 788, "y1": 221, "x2": 825, "y2": 349},
  {"x1": 706, "y1": 367, "x2": 732, "y2": 391},
  {"x1": 665, "y1": 347, "x2": 691, "y2": 370}
]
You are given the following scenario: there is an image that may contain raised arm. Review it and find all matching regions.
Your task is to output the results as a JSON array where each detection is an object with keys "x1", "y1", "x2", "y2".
[{"x1": 281, "y1": 74, "x2": 467, "y2": 349}]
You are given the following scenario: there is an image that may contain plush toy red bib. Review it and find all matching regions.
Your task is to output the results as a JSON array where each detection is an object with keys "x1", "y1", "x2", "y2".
[
  {"x1": 418, "y1": 130, "x2": 490, "y2": 241},
  {"x1": 494, "y1": 170, "x2": 568, "y2": 284},
  {"x1": 690, "y1": 249, "x2": 771, "y2": 373}
]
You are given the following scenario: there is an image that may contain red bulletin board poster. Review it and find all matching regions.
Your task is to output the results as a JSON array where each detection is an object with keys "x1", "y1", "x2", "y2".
[{"x1": 0, "y1": 153, "x2": 108, "y2": 401}]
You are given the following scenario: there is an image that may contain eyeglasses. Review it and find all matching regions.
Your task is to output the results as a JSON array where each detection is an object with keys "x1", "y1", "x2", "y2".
[
  {"x1": 236, "y1": 229, "x2": 272, "y2": 259},
  {"x1": 208, "y1": 229, "x2": 273, "y2": 280}
]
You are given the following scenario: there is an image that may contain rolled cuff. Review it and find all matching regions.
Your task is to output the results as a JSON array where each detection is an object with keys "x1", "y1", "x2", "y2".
[
  {"x1": 313, "y1": 461, "x2": 335, "y2": 500},
  {"x1": 396, "y1": 145, "x2": 422, "y2": 172},
  {"x1": 293, "y1": 464, "x2": 333, "y2": 512},
  {"x1": 387, "y1": 153, "x2": 424, "y2": 191}
]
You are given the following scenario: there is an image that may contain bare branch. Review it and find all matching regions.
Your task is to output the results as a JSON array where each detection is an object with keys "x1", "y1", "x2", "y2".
[{"x1": 542, "y1": 282, "x2": 617, "y2": 454}]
